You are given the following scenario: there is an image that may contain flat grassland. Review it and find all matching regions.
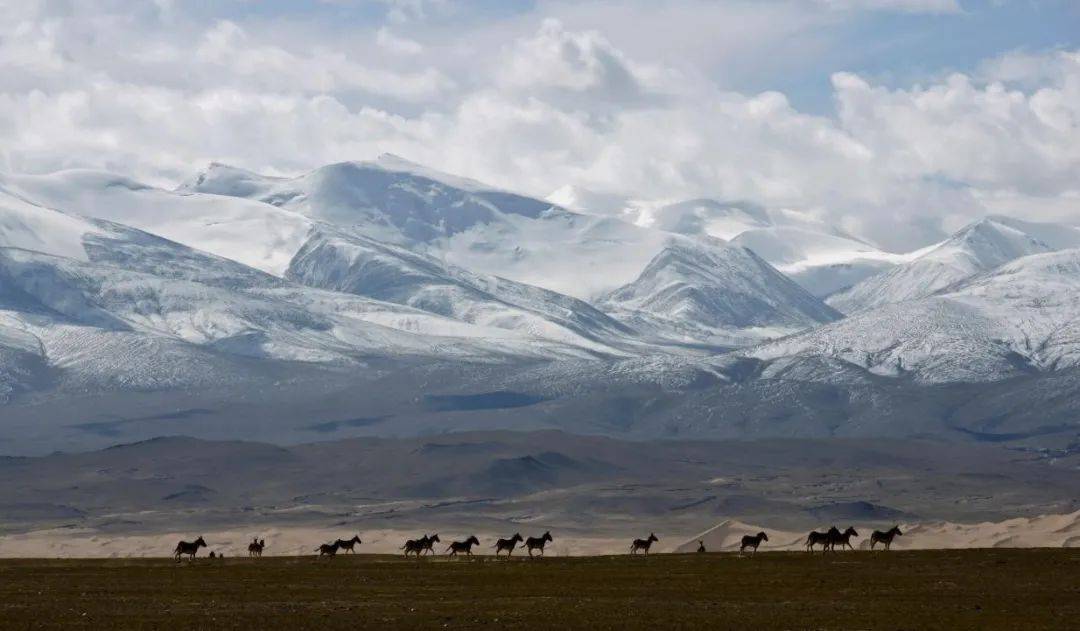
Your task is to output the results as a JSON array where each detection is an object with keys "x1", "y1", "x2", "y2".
[{"x1": 0, "y1": 549, "x2": 1077, "y2": 629}]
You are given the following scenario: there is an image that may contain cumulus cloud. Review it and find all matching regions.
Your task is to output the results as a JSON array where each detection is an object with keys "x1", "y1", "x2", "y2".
[{"x1": 0, "y1": 1, "x2": 1077, "y2": 252}]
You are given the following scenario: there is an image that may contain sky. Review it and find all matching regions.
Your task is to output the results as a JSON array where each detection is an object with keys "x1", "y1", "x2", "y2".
[{"x1": 1, "y1": 0, "x2": 1078, "y2": 250}]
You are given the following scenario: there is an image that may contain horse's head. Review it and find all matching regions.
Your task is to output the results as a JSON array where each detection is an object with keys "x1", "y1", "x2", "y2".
[
  {"x1": 195, "y1": 536, "x2": 207, "y2": 547},
  {"x1": 513, "y1": 533, "x2": 523, "y2": 542},
  {"x1": 543, "y1": 531, "x2": 553, "y2": 542},
  {"x1": 430, "y1": 534, "x2": 440, "y2": 543},
  {"x1": 259, "y1": 539, "x2": 265, "y2": 546},
  {"x1": 648, "y1": 533, "x2": 658, "y2": 543},
  {"x1": 353, "y1": 535, "x2": 363, "y2": 544},
  {"x1": 844, "y1": 527, "x2": 859, "y2": 537},
  {"x1": 468, "y1": 536, "x2": 480, "y2": 545},
  {"x1": 759, "y1": 532, "x2": 769, "y2": 541},
  {"x1": 892, "y1": 526, "x2": 903, "y2": 536}
]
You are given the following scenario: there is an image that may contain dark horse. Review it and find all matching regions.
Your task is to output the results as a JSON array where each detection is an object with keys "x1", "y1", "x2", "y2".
[
  {"x1": 402, "y1": 534, "x2": 438, "y2": 557},
  {"x1": 493, "y1": 533, "x2": 523, "y2": 556},
  {"x1": 740, "y1": 531, "x2": 768, "y2": 553},
  {"x1": 630, "y1": 533, "x2": 658, "y2": 556},
  {"x1": 828, "y1": 526, "x2": 859, "y2": 551},
  {"x1": 316, "y1": 541, "x2": 340, "y2": 557},
  {"x1": 696, "y1": 540, "x2": 706, "y2": 553},
  {"x1": 248, "y1": 538, "x2": 265, "y2": 557},
  {"x1": 524, "y1": 531, "x2": 553, "y2": 557},
  {"x1": 335, "y1": 535, "x2": 362, "y2": 553},
  {"x1": 806, "y1": 527, "x2": 838, "y2": 552},
  {"x1": 446, "y1": 536, "x2": 480, "y2": 557},
  {"x1": 870, "y1": 526, "x2": 902, "y2": 550},
  {"x1": 421, "y1": 534, "x2": 440, "y2": 555},
  {"x1": 174, "y1": 536, "x2": 207, "y2": 562}
]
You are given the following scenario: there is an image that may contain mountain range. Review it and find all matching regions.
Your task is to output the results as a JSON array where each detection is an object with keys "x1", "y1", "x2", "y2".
[{"x1": 2, "y1": 155, "x2": 1080, "y2": 456}]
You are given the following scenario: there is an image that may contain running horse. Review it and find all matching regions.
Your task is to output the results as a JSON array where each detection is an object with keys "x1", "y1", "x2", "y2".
[
  {"x1": 174, "y1": 536, "x2": 207, "y2": 562},
  {"x1": 630, "y1": 533, "x2": 658, "y2": 556},
  {"x1": 827, "y1": 526, "x2": 859, "y2": 551},
  {"x1": 420, "y1": 534, "x2": 440, "y2": 555},
  {"x1": 248, "y1": 538, "x2": 265, "y2": 557},
  {"x1": 870, "y1": 526, "x2": 902, "y2": 550},
  {"x1": 335, "y1": 535, "x2": 362, "y2": 553},
  {"x1": 446, "y1": 536, "x2": 480, "y2": 557},
  {"x1": 493, "y1": 533, "x2": 523, "y2": 556},
  {"x1": 402, "y1": 534, "x2": 436, "y2": 557},
  {"x1": 316, "y1": 541, "x2": 341, "y2": 557},
  {"x1": 805, "y1": 527, "x2": 838, "y2": 553},
  {"x1": 523, "y1": 531, "x2": 553, "y2": 557},
  {"x1": 740, "y1": 531, "x2": 768, "y2": 553}
]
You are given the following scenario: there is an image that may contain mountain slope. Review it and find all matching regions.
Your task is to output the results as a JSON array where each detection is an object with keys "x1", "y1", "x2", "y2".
[
  {"x1": 0, "y1": 194, "x2": 615, "y2": 400},
  {"x1": 286, "y1": 227, "x2": 639, "y2": 356},
  {"x1": 826, "y1": 218, "x2": 1059, "y2": 314},
  {"x1": 751, "y1": 248, "x2": 1080, "y2": 383},
  {"x1": 181, "y1": 156, "x2": 687, "y2": 299},
  {"x1": 599, "y1": 241, "x2": 841, "y2": 345},
  {"x1": 1, "y1": 170, "x2": 314, "y2": 276},
  {"x1": 730, "y1": 226, "x2": 912, "y2": 297}
]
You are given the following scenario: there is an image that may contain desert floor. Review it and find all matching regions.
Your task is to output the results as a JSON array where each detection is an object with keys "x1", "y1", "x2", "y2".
[{"x1": 0, "y1": 548, "x2": 1077, "y2": 629}]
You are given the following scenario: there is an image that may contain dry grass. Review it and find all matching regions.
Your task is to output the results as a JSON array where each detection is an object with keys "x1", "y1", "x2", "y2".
[{"x1": 0, "y1": 549, "x2": 1077, "y2": 629}]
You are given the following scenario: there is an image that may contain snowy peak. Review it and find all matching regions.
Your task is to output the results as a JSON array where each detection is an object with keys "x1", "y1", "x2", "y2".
[
  {"x1": 753, "y1": 247, "x2": 1080, "y2": 383},
  {"x1": 730, "y1": 226, "x2": 909, "y2": 297},
  {"x1": 922, "y1": 217, "x2": 1053, "y2": 270},
  {"x1": 600, "y1": 241, "x2": 840, "y2": 343},
  {"x1": 285, "y1": 227, "x2": 638, "y2": 357},
  {"x1": 827, "y1": 217, "x2": 1058, "y2": 314}
]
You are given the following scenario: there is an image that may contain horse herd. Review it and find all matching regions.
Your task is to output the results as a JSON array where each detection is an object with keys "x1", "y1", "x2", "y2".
[{"x1": 172, "y1": 525, "x2": 904, "y2": 562}]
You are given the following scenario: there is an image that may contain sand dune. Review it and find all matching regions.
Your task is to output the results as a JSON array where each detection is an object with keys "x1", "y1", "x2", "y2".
[
  {"x1": 2, "y1": 510, "x2": 1078, "y2": 558},
  {"x1": 674, "y1": 509, "x2": 1080, "y2": 553},
  {"x1": 0, "y1": 526, "x2": 625, "y2": 559}
]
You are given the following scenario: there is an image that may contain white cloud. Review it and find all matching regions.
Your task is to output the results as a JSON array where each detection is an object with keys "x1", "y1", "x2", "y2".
[
  {"x1": 376, "y1": 27, "x2": 424, "y2": 55},
  {"x1": 815, "y1": 0, "x2": 962, "y2": 13},
  {"x1": 0, "y1": 2, "x2": 1077, "y2": 252}
]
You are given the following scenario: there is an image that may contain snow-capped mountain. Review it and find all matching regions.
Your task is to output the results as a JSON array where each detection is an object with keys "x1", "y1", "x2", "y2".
[
  {"x1": 181, "y1": 156, "x2": 683, "y2": 300},
  {"x1": 729, "y1": 227, "x2": 912, "y2": 297},
  {"x1": 826, "y1": 218, "x2": 1076, "y2": 314},
  {"x1": 4, "y1": 157, "x2": 1080, "y2": 455},
  {"x1": 1, "y1": 170, "x2": 314, "y2": 276},
  {"x1": 286, "y1": 227, "x2": 640, "y2": 356},
  {"x1": 565, "y1": 196, "x2": 912, "y2": 297},
  {"x1": 751, "y1": 247, "x2": 1080, "y2": 383},
  {"x1": 0, "y1": 189, "x2": 628, "y2": 401},
  {"x1": 600, "y1": 240, "x2": 840, "y2": 345}
]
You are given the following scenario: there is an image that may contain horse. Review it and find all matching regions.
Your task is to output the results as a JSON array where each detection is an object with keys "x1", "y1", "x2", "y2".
[
  {"x1": 248, "y1": 538, "x2": 265, "y2": 557},
  {"x1": 740, "y1": 531, "x2": 768, "y2": 553},
  {"x1": 421, "y1": 534, "x2": 440, "y2": 555},
  {"x1": 446, "y1": 536, "x2": 480, "y2": 557},
  {"x1": 805, "y1": 528, "x2": 836, "y2": 553},
  {"x1": 316, "y1": 541, "x2": 340, "y2": 557},
  {"x1": 335, "y1": 535, "x2": 362, "y2": 553},
  {"x1": 870, "y1": 526, "x2": 902, "y2": 550},
  {"x1": 493, "y1": 533, "x2": 523, "y2": 556},
  {"x1": 696, "y1": 540, "x2": 706, "y2": 553},
  {"x1": 174, "y1": 536, "x2": 206, "y2": 562},
  {"x1": 828, "y1": 526, "x2": 859, "y2": 551},
  {"x1": 524, "y1": 531, "x2": 553, "y2": 557},
  {"x1": 630, "y1": 533, "x2": 658, "y2": 556},
  {"x1": 402, "y1": 535, "x2": 433, "y2": 557}
]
